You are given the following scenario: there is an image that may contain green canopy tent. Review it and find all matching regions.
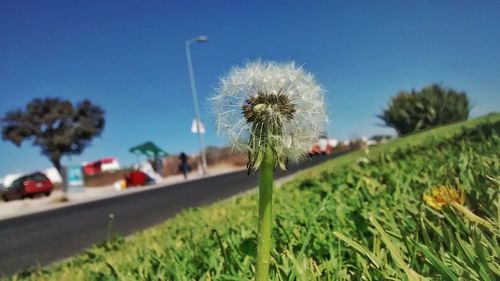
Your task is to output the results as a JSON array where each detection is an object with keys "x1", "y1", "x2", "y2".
[
  {"x1": 129, "y1": 142, "x2": 168, "y2": 175},
  {"x1": 129, "y1": 141, "x2": 168, "y2": 158}
]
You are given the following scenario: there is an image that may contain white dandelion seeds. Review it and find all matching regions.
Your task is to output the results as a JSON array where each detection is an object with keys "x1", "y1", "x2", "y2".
[{"x1": 212, "y1": 60, "x2": 328, "y2": 173}]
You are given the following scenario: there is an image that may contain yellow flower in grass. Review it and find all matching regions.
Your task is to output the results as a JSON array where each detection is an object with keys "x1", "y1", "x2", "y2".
[
  {"x1": 423, "y1": 185, "x2": 465, "y2": 211},
  {"x1": 423, "y1": 185, "x2": 496, "y2": 231}
]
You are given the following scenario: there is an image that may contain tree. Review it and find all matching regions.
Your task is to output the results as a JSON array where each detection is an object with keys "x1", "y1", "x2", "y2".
[
  {"x1": 378, "y1": 84, "x2": 470, "y2": 136},
  {"x1": 1, "y1": 98, "x2": 105, "y2": 191}
]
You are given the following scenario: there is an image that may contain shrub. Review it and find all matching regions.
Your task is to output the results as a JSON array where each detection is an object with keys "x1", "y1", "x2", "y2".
[{"x1": 378, "y1": 84, "x2": 470, "y2": 135}]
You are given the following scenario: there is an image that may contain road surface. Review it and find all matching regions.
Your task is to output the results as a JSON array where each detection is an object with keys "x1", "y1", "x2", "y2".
[{"x1": 0, "y1": 154, "x2": 338, "y2": 276}]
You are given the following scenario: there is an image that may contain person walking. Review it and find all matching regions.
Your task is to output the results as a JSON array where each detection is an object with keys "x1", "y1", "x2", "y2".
[{"x1": 178, "y1": 152, "x2": 190, "y2": 179}]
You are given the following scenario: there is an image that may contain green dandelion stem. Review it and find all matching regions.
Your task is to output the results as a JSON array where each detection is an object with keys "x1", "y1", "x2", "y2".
[{"x1": 255, "y1": 144, "x2": 275, "y2": 281}]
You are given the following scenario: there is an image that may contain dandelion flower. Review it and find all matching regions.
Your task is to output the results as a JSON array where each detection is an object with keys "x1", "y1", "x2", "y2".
[
  {"x1": 423, "y1": 185, "x2": 465, "y2": 211},
  {"x1": 423, "y1": 185, "x2": 496, "y2": 230},
  {"x1": 213, "y1": 60, "x2": 327, "y2": 173},
  {"x1": 213, "y1": 60, "x2": 328, "y2": 281}
]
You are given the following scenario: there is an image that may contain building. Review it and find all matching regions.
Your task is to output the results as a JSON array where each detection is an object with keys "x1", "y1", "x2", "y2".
[{"x1": 83, "y1": 157, "x2": 120, "y2": 176}]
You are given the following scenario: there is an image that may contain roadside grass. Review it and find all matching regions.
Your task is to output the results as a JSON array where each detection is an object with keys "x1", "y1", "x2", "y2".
[{"x1": 8, "y1": 113, "x2": 500, "y2": 280}]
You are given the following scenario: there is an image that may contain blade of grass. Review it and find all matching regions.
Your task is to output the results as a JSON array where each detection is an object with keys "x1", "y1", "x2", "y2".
[
  {"x1": 333, "y1": 231, "x2": 382, "y2": 269},
  {"x1": 413, "y1": 242, "x2": 458, "y2": 281},
  {"x1": 369, "y1": 214, "x2": 426, "y2": 281}
]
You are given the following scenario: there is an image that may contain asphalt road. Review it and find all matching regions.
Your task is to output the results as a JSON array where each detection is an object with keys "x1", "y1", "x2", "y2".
[{"x1": 0, "y1": 154, "x2": 338, "y2": 276}]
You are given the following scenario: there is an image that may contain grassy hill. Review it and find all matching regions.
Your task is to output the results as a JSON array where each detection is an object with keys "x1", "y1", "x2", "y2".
[{"x1": 11, "y1": 113, "x2": 500, "y2": 280}]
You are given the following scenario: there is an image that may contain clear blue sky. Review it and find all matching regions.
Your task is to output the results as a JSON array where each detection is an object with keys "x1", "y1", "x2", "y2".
[{"x1": 1, "y1": 0, "x2": 499, "y2": 176}]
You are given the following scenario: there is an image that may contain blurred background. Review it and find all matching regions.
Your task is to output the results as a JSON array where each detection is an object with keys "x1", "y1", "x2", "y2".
[{"x1": 1, "y1": 0, "x2": 499, "y2": 178}]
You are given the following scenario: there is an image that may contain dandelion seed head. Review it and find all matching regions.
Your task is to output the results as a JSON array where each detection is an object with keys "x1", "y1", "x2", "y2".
[{"x1": 212, "y1": 60, "x2": 328, "y2": 172}]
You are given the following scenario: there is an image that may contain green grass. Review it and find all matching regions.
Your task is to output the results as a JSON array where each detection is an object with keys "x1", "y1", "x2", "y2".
[{"x1": 9, "y1": 113, "x2": 500, "y2": 281}]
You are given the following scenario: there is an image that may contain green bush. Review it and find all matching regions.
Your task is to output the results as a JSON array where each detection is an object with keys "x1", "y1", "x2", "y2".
[{"x1": 379, "y1": 84, "x2": 470, "y2": 135}]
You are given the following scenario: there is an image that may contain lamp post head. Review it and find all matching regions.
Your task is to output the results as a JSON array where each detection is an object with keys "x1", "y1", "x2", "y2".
[{"x1": 196, "y1": 36, "x2": 209, "y2": 42}]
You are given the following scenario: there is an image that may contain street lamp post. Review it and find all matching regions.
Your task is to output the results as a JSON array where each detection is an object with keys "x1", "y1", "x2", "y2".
[{"x1": 185, "y1": 35, "x2": 208, "y2": 175}]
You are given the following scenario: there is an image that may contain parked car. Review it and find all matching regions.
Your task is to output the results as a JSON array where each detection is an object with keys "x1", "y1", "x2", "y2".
[
  {"x1": 2, "y1": 172, "x2": 53, "y2": 201},
  {"x1": 125, "y1": 170, "x2": 154, "y2": 187}
]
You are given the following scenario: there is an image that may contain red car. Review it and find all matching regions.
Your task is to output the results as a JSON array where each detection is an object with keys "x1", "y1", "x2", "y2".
[
  {"x1": 125, "y1": 170, "x2": 154, "y2": 187},
  {"x1": 2, "y1": 172, "x2": 53, "y2": 201}
]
